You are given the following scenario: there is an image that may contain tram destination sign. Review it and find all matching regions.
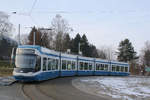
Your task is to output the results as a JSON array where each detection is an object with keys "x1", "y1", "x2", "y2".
[{"x1": 17, "y1": 48, "x2": 35, "y2": 54}]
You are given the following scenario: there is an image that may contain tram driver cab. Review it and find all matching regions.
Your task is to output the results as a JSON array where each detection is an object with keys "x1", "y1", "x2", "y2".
[{"x1": 14, "y1": 48, "x2": 41, "y2": 74}]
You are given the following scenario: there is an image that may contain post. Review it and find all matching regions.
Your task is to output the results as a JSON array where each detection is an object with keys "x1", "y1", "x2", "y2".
[
  {"x1": 33, "y1": 31, "x2": 35, "y2": 45},
  {"x1": 78, "y1": 42, "x2": 80, "y2": 54},
  {"x1": 18, "y1": 24, "x2": 21, "y2": 45}
]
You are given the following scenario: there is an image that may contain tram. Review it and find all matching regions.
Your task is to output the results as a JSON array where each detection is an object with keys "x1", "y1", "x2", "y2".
[{"x1": 12, "y1": 45, "x2": 130, "y2": 82}]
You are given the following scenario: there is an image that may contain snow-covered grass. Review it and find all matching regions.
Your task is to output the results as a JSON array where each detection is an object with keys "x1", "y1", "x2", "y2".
[{"x1": 75, "y1": 76, "x2": 150, "y2": 100}]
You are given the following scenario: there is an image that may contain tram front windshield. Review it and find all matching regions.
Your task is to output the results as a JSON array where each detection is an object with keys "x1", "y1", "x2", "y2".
[{"x1": 15, "y1": 54, "x2": 36, "y2": 68}]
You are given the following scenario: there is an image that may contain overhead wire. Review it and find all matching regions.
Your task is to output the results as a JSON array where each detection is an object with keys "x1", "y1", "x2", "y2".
[
  {"x1": 29, "y1": 0, "x2": 38, "y2": 15},
  {"x1": 12, "y1": 0, "x2": 150, "y2": 28},
  {"x1": 28, "y1": 0, "x2": 39, "y2": 26}
]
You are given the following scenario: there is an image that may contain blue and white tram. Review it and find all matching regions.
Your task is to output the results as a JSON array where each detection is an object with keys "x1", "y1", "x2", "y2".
[
  {"x1": 12, "y1": 45, "x2": 130, "y2": 82},
  {"x1": 95, "y1": 59, "x2": 110, "y2": 76},
  {"x1": 60, "y1": 53, "x2": 77, "y2": 76},
  {"x1": 110, "y1": 61, "x2": 129, "y2": 76},
  {"x1": 78, "y1": 56, "x2": 94, "y2": 76}
]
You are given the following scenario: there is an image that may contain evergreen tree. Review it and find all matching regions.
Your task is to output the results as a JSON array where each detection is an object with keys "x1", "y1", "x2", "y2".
[
  {"x1": 71, "y1": 33, "x2": 98, "y2": 57},
  {"x1": 80, "y1": 34, "x2": 98, "y2": 57},
  {"x1": 117, "y1": 38, "x2": 138, "y2": 62},
  {"x1": 0, "y1": 36, "x2": 17, "y2": 60},
  {"x1": 88, "y1": 44, "x2": 99, "y2": 58},
  {"x1": 71, "y1": 33, "x2": 81, "y2": 54},
  {"x1": 63, "y1": 33, "x2": 71, "y2": 51},
  {"x1": 81, "y1": 34, "x2": 89, "y2": 56}
]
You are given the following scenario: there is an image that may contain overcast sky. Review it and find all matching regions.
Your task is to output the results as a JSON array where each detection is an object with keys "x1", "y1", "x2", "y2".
[{"x1": 0, "y1": 0, "x2": 150, "y2": 54}]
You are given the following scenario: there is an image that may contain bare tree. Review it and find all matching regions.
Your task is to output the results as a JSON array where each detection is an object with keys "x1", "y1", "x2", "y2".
[
  {"x1": 97, "y1": 49, "x2": 107, "y2": 59},
  {"x1": 0, "y1": 11, "x2": 13, "y2": 37},
  {"x1": 138, "y1": 41, "x2": 150, "y2": 75},
  {"x1": 51, "y1": 14, "x2": 72, "y2": 51},
  {"x1": 140, "y1": 41, "x2": 150, "y2": 66},
  {"x1": 98, "y1": 46, "x2": 117, "y2": 60},
  {"x1": 14, "y1": 33, "x2": 29, "y2": 45},
  {"x1": 38, "y1": 28, "x2": 54, "y2": 49}
]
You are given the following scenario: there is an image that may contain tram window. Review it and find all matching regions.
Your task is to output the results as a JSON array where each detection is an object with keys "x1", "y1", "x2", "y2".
[
  {"x1": 116, "y1": 66, "x2": 120, "y2": 71},
  {"x1": 112, "y1": 65, "x2": 116, "y2": 72},
  {"x1": 67, "y1": 61, "x2": 72, "y2": 70},
  {"x1": 121, "y1": 66, "x2": 124, "y2": 72},
  {"x1": 48, "y1": 58, "x2": 52, "y2": 70},
  {"x1": 55, "y1": 59, "x2": 58, "y2": 70},
  {"x1": 51, "y1": 59, "x2": 55, "y2": 70},
  {"x1": 105, "y1": 64, "x2": 108, "y2": 71},
  {"x1": 84, "y1": 62, "x2": 88, "y2": 70},
  {"x1": 35, "y1": 56, "x2": 41, "y2": 71},
  {"x1": 89, "y1": 63, "x2": 92, "y2": 70},
  {"x1": 98, "y1": 64, "x2": 101, "y2": 70},
  {"x1": 80, "y1": 62, "x2": 84, "y2": 70},
  {"x1": 72, "y1": 61, "x2": 76, "y2": 70},
  {"x1": 96, "y1": 64, "x2": 99, "y2": 70},
  {"x1": 43, "y1": 58, "x2": 47, "y2": 71},
  {"x1": 62, "y1": 60, "x2": 66, "y2": 70},
  {"x1": 100, "y1": 64, "x2": 104, "y2": 70},
  {"x1": 125, "y1": 67, "x2": 128, "y2": 72}
]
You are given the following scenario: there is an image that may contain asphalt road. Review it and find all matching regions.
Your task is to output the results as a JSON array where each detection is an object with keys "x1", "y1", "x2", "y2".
[
  {"x1": 0, "y1": 83, "x2": 27, "y2": 100},
  {"x1": 36, "y1": 77, "x2": 109, "y2": 100},
  {"x1": 0, "y1": 77, "x2": 110, "y2": 100}
]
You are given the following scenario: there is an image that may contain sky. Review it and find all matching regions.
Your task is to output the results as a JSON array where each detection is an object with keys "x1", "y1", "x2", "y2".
[{"x1": 0, "y1": 0, "x2": 150, "y2": 54}]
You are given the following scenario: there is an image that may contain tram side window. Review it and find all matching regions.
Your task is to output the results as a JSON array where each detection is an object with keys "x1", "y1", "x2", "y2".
[
  {"x1": 89, "y1": 63, "x2": 93, "y2": 70},
  {"x1": 35, "y1": 56, "x2": 41, "y2": 71},
  {"x1": 105, "y1": 64, "x2": 108, "y2": 71},
  {"x1": 84, "y1": 62, "x2": 88, "y2": 70},
  {"x1": 100, "y1": 64, "x2": 104, "y2": 70},
  {"x1": 97, "y1": 64, "x2": 101, "y2": 70},
  {"x1": 43, "y1": 58, "x2": 47, "y2": 71},
  {"x1": 96, "y1": 64, "x2": 99, "y2": 70},
  {"x1": 55, "y1": 59, "x2": 58, "y2": 70},
  {"x1": 67, "y1": 61, "x2": 72, "y2": 70},
  {"x1": 116, "y1": 66, "x2": 120, "y2": 71},
  {"x1": 125, "y1": 67, "x2": 128, "y2": 72},
  {"x1": 112, "y1": 65, "x2": 116, "y2": 72},
  {"x1": 80, "y1": 62, "x2": 84, "y2": 70},
  {"x1": 51, "y1": 59, "x2": 56, "y2": 70},
  {"x1": 62, "y1": 60, "x2": 66, "y2": 70},
  {"x1": 48, "y1": 58, "x2": 52, "y2": 70},
  {"x1": 121, "y1": 66, "x2": 124, "y2": 72},
  {"x1": 72, "y1": 61, "x2": 76, "y2": 70}
]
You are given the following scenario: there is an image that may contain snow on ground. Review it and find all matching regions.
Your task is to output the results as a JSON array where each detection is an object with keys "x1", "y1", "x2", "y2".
[
  {"x1": 0, "y1": 76, "x2": 16, "y2": 86},
  {"x1": 73, "y1": 76, "x2": 150, "y2": 100}
]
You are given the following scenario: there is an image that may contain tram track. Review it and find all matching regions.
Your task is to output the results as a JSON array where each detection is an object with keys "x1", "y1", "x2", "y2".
[
  {"x1": 21, "y1": 83, "x2": 54, "y2": 100},
  {"x1": 21, "y1": 84, "x2": 32, "y2": 100},
  {"x1": 21, "y1": 77, "x2": 109, "y2": 100}
]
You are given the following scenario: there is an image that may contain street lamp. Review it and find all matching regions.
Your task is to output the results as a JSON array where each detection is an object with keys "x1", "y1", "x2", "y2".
[{"x1": 12, "y1": 12, "x2": 23, "y2": 45}]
